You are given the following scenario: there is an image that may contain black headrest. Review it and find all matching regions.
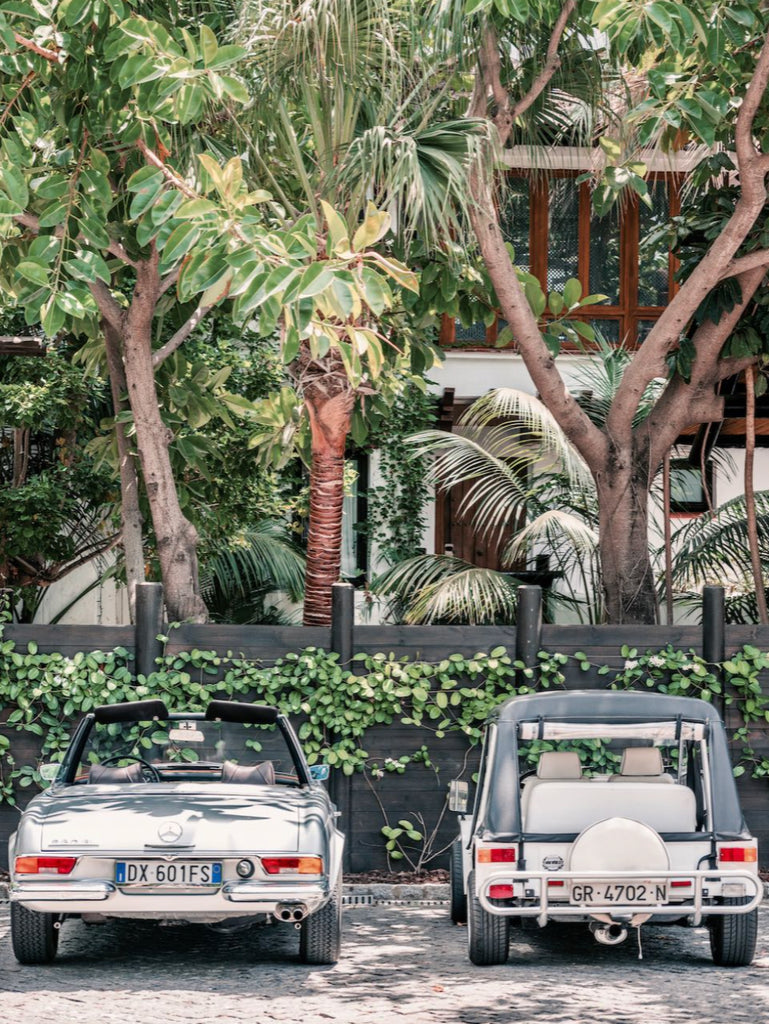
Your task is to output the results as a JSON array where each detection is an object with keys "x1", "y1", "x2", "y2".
[
  {"x1": 93, "y1": 700, "x2": 169, "y2": 724},
  {"x1": 205, "y1": 700, "x2": 279, "y2": 725}
]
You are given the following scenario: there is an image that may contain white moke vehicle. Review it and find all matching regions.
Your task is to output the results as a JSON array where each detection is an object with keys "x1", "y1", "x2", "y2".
[
  {"x1": 449, "y1": 691, "x2": 762, "y2": 967},
  {"x1": 8, "y1": 698, "x2": 344, "y2": 965}
]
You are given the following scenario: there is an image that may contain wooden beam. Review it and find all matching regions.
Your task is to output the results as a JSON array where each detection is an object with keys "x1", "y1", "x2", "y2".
[{"x1": 0, "y1": 336, "x2": 46, "y2": 356}]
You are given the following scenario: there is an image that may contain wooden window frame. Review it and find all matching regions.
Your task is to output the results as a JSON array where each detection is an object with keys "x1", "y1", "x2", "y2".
[{"x1": 443, "y1": 170, "x2": 681, "y2": 350}]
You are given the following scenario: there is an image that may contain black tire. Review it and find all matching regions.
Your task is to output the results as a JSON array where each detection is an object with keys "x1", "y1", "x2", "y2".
[
  {"x1": 709, "y1": 897, "x2": 758, "y2": 967},
  {"x1": 450, "y1": 838, "x2": 467, "y2": 925},
  {"x1": 300, "y1": 877, "x2": 342, "y2": 965},
  {"x1": 467, "y1": 870, "x2": 509, "y2": 966},
  {"x1": 10, "y1": 902, "x2": 59, "y2": 965}
]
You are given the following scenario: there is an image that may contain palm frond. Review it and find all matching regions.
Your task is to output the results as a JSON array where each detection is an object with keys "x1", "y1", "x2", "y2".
[
  {"x1": 371, "y1": 553, "x2": 518, "y2": 624},
  {"x1": 200, "y1": 522, "x2": 306, "y2": 622}
]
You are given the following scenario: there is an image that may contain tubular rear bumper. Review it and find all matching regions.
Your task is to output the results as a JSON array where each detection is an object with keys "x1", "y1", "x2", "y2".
[{"x1": 477, "y1": 869, "x2": 762, "y2": 927}]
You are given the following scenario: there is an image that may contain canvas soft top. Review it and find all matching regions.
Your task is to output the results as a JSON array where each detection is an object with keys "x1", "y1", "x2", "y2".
[{"x1": 482, "y1": 690, "x2": 747, "y2": 839}]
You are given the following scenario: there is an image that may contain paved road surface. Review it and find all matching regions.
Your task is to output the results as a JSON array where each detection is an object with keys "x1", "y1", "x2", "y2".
[{"x1": 1, "y1": 901, "x2": 768, "y2": 1024}]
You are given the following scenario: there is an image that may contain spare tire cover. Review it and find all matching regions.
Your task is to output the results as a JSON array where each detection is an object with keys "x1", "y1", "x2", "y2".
[{"x1": 568, "y1": 816, "x2": 669, "y2": 873}]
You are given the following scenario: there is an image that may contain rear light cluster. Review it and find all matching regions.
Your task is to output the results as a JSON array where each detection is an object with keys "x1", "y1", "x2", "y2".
[
  {"x1": 477, "y1": 847, "x2": 515, "y2": 864},
  {"x1": 718, "y1": 847, "x2": 757, "y2": 863},
  {"x1": 15, "y1": 856, "x2": 77, "y2": 875},
  {"x1": 260, "y1": 856, "x2": 323, "y2": 875},
  {"x1": 488, "y1": 884, "x2": 514, "y2": 899}
]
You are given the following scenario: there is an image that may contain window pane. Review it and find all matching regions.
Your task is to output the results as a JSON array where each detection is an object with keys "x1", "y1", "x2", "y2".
[
  {"x1": 499, "y1": 177, "x2": 530, "y2": 274},
  {"x1": 454, "y1": 319, "x2": 488, "y2": 342},
  {"x1": 637, "y1": 319, "x2": 657, "y2": 344},
  {"x1": 638, "y1": 181, "x2": 670, "y2": 306},
  {"x1": 591, "y1": 319, "x2": 620, "y2": 344},
  {"x1": 589, "y1": 203, "x2": 620, "y2": 305},
  {"x1": 547, "y1": 178, "x2": 579, "y2": 292}
]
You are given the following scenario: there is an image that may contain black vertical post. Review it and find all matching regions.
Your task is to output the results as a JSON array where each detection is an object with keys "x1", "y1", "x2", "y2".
[
  {"x1": 516, "y1": 585, "x2": 543, "y2": 684},
  {"x1": 330, "y1": 581, "x2": 355, "y2": 872},
  {"x1": 134, "y1": 582, "x2": 164, "y2": 679},
  {"x1": 702, "y1": 584, "x2": 725, "y2": 715},
  {"x1": 331, "y1": 581, "x2": 354, "y2": 668}
]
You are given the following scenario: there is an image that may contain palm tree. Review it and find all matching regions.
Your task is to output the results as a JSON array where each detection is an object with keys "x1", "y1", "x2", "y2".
[{"x1": 231, "y1": 0, "x2": 488, "y2": 625}]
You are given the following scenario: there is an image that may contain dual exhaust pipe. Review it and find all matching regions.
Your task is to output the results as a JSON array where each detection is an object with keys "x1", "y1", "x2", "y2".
[{"x1": 275, "y1": 902, "x2": 308, "y2": 923}]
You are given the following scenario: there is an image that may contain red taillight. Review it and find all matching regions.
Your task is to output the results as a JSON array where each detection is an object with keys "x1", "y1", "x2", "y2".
[
  {"x1": 671, "y1": 880, "x2": 692, "y2": 889},
  {"x1": 547, "y1": 879, "x2": 565, "y2": 887},
  {"x1": 477, "y1": 848, "x2": 516, "y2": 864},
  {"x1": 718, "y1": 847, "x2": 757, "y2": 863},
  {"x1": 488, "y1": 884, "x2": 514, "y2": 899},
  {"x1": 261, "y1": 856, "x2": 323, "y2": 875},
  {"x1": 15, "y1": 856, "x2": 77, "y2": 876}
]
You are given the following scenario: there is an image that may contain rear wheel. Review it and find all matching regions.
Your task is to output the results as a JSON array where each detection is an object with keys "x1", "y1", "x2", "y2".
[
  {"x1": 709, "y1": 897, "x2": 758, "y2": 967},
  {"x1": 450, "y1": 839, "x2": 467, "y2": 925},
  {"x1": 300, "y1": 878, "x2": 342, "y2": 965},
  {"x1": 10, "y1": 903, "x2": 59, "y2": 964},
  {"x1": 467, "y1": 871, "x2": 509, "y2": 966}
]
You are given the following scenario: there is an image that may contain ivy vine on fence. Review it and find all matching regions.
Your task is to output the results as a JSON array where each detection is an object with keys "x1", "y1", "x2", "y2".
[{"x1": 1, "y1": 634, "x2": 769, "y2": 818}]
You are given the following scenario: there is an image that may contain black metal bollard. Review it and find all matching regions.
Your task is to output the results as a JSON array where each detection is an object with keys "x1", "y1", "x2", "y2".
[
  {"x1": 134, "y1": 582, "x2": 165, "y2": 679},
  {"x1": 516, "y1": 585, "x2": 543, "y2": 684},
  {"x1": 330, "y1": 581, "x2": 354, "y2": 668}
]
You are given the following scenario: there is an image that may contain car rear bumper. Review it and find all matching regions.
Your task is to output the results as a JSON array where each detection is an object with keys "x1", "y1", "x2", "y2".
[
  {"x1": 10, "y1": 878, "x2": 330, "y2": 918},
  {"x1": 477, "y1": 868, "x2": 762, "y2": 927}
]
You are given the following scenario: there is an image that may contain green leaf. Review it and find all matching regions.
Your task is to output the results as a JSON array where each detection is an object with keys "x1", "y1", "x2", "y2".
[
  {"x1": 199, "y1": 25, "x2": 218, "y2": 65},
  {"x1": 320, "y1": 200, "x2": 350, "y2": 257},
  {"x1": 298, "y1": 262, "x2": 335, "y2": 298},
  {"x1": 159, "y1": 222, "x2": 200, "y2": 265},
  {"x1": 563, "y1": 278, "x2": 582, "y2": 308},
  {"x1": 16, "y1": 261, "x2": 49, "y2": 288}
]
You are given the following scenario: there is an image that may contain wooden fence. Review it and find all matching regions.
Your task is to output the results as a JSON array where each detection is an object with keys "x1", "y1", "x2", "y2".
[{"x1": 2, "y1": 584, "x2": 769, "y2": 871}]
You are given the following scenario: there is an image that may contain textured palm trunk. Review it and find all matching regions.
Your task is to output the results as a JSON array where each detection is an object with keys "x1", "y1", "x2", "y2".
[
  {"x1": 121, "y1": 261, "x2": 208, "y2": 624},
  {"x1": 302, "y1": 389, "x2": 355, "y2": 627}
]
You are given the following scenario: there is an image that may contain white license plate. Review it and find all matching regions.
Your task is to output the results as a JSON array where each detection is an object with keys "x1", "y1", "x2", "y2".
[
  {"x1": 570, "y1": 880, "x2": 667, "y2": 906},
  {"x1": 116, "y1": 861, "x2": 222, "y2": 886}
]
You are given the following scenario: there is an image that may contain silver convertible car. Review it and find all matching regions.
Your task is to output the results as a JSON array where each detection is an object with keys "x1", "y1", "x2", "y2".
[{"x1": 8, "y1": 698, "x2": 344, "y2": 965}]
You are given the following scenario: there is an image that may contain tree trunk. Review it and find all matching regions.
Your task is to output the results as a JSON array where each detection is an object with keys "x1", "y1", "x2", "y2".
[
  {"x1": 302, "y1": 388, "x2": 355, "y2": 627},
  {"x1": 744, "y1": 366, "x2": 768, "y2": 623},
  {"x1": 594, "y1": 447, "x2": 659, "y2": 625},
  {"x1": 103, "y1": 320, "x2": 145, "y2": 622},
  {"x1": 122, "y1": 260, "x2": 208, "y2": 623}
]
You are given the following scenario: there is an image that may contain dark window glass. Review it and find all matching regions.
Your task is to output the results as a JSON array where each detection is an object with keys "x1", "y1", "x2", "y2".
[
  {"x1": 454, "y1": 320, "x2": 489, "y2": 342},
  {"x1": 670, "y1": 459, "x2": 711, "y2": 515},
  {"x1": 547, "y1": 178, "x2": 579, "y2": 292},
  {"x1": 639, "y1": 181, "x2": 670, "y2": 306},
  {"x1": 499, "y1": 178, "x2": 530, "y2": 273},
  {"x1": 591, "y1": 320, "x2": 620, "y2": 344},
  {"x1": 637, "y1": 319, "x2": 657, "y2": 344},
  {"x1": 589, "y1": 203, "x2": 621, "y2": 305}
]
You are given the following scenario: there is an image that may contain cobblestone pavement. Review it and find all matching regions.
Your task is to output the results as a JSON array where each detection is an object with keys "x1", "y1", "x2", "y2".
[{"x1": 1, "y1": 901, "x2": 768, "y2": 1024}]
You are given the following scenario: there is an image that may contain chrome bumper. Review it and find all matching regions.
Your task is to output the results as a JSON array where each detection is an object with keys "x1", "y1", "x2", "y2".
[
  {"x1": 10, "y1": 879, "x2": 329, "y2": 916},
  {"x1": 478, "y1": 869, "x2": 763, "y2": 927}
]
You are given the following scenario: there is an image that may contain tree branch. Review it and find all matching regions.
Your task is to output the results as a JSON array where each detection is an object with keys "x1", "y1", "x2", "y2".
[
  {"x1": 88, "y1": 279, "x2": 125, "y2": 335},
  {"x1": 510, "y1": 0, "x2": 576, "y2": 121},
  {"x1": 643, "y1": 265, "x2": 767, "y2": 470},
  {"x1": 472, "y1": 3, "x2": 576, "y2": 146},
  {"x1": 13, "y1": 32, "x2": 60, "y2": 63},
  {"x1": 723, "y1": 248, "x2": 769, "y2": 278},
  {"x1": 152, "y1": 302, "x2": 213, "y2": 368}
]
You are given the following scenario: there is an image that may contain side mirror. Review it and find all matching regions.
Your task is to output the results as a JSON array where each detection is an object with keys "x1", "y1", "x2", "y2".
[
  {"x1": 310, "y1": 764, "x2": 330, "y2": 782},
  {"x1": 39, "y1": 763, "x2": 61, "y2": 783},
  {"x1": 448, "y1": 779, "x2": 469, "y2": 813}
]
